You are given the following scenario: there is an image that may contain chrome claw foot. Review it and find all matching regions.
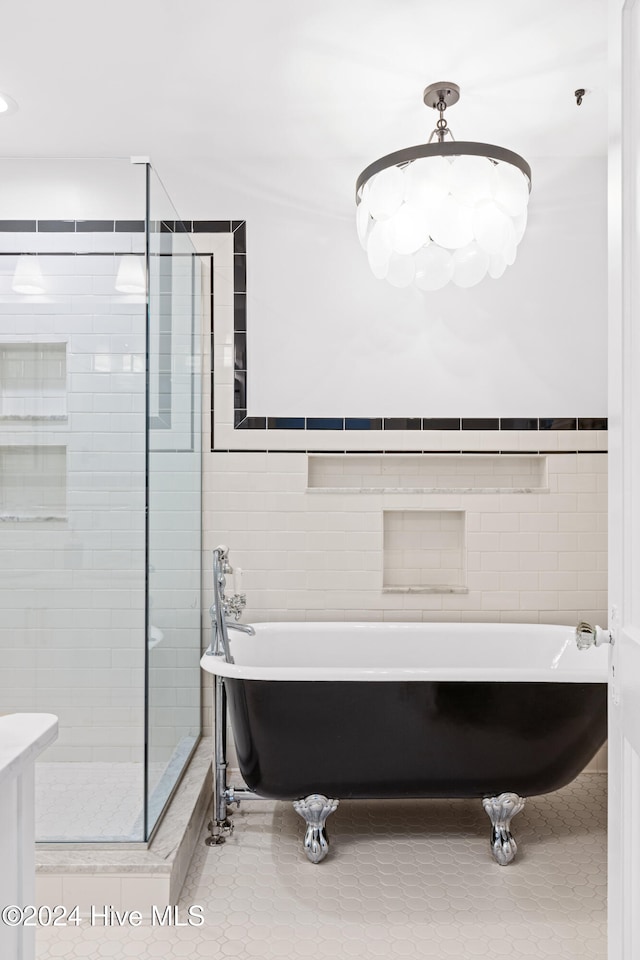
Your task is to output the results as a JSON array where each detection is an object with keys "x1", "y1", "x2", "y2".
[
  {"x1": 482, "y1": 792, "x2": 525, "y2": 865},
  {"x1": 293, "y1": 794, "x2": 339, "y2": 863},
  {"x1": 204, "y1": 818, "x2": 234, "y2": 846}
]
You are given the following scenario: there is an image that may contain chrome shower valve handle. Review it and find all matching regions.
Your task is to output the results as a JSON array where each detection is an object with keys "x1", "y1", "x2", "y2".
[{"x1": 223, "y1": 592, "x2": 247, "y2": 620}]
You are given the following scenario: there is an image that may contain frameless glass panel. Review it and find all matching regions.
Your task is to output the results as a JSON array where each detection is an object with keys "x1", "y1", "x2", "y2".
[
  {"x1": 0, "y1": 159, "x2": 148, "y2": 841},
  {"x1": 146, "y1": 168, "x2": 202, "y2": 837}
]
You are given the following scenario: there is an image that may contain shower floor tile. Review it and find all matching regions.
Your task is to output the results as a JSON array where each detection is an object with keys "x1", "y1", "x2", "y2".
[
  {"x1": 36, "y1": 772, "x2": 606, "y2": 959},
  {"x1": 36, "y1": 762, "x2": 165, "y2": 842}
]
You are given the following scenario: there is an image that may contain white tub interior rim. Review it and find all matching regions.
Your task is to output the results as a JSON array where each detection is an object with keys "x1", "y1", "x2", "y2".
[{"x1": 200, "y1": 622, "x2": 608, "y2": 683}]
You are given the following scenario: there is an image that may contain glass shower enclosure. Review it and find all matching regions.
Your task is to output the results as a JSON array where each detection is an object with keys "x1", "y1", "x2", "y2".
[{"x1": 0, "y1": 159, "x2": 202, "y2": 842}]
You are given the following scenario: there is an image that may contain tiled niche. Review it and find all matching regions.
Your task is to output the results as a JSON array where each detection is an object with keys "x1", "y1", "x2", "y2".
[
  {"x1": 0, "y1": 342, "x2": 67, "y2": 420},
  {"x1": 308, "y1": 454, "x2": 547, "y2": 493},
  {"x1": 0, "y1": 445, "x2": 66, "y2": 520},
  {"x1": 383, "y1": 510, "x2": 466, "y2": 593}
]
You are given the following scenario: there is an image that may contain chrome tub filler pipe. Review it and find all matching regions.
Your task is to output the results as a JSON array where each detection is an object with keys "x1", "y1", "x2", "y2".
[{"x1": 205, "y1": 546, "x2": 261, "y2": 844}]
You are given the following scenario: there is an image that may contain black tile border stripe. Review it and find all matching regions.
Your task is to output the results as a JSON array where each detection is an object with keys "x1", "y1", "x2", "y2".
[
  {"x1": 214, "y1": 448, "x2": 609, "y2": 455},
  {"x1": 236, "y1": 416, "x2": 607, "y2": 431},
  {"x1": 0, "y1": 219, "x2": 149, "y2": 233},
  {"x1": 0, "y1": 220, "x2": 607, "y2": 439}
]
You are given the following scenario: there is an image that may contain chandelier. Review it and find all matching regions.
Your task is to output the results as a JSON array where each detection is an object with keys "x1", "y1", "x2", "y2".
[{"x1": 355, "y1": 83, "x2": 531, "y2": 290}]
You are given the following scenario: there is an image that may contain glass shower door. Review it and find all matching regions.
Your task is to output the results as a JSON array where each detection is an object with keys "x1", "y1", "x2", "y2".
[
  {"x1": 0, "y1": 159, "x2": 149, "y2": 842},
  {"x1": 0, "y1": 158, "x2": 202, "y2": 844},
  {"x1": 145, "y1": 167, "x2": 202, "y2": 837}
]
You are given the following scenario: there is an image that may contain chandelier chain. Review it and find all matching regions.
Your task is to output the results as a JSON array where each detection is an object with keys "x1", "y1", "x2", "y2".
[{"x1": 432, "y1": 95, "x2": 452, "y2": 144}]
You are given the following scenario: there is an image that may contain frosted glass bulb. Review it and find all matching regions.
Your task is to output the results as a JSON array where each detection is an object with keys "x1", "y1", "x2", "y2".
[
  {"x1": 404, "y1": 156, "x2": 451, "y2": 211},
  {"x1": 366, "y1": 220, "x2": 393, "y2": 279},
  {"x1": 488, "y1": 253, "x2": 507, "y2": 279},
  {"x1": 356, "y1": 199, "x2": 371, "y2": 249},
  {"x1": 368, "y1": 165, "x2": 404, "y2": 220},
  {"x1": 449, "y1": 155, "x2": 493, "y2": 204},
  {"x1": 386, "y1": 252, "x2": 416, "y2": 288},
  {"x1": 390, "y1": 202, "x2": 430, "y2": 255},
  {"x1": 472, "y1": 200, "x2": 515, "y2": 256},
  {"x1": 428, "y1": 195, "x2": 474, "y2": 249},
  {"x1": 414, "y1": 244, "x2": 454, "y2": 291},
  {"x1": 492, "y1": 161, "x2": 529, "y2": 217},
  {"x1": 452, "y1": 243, "x2": 490, "y2": 288}
]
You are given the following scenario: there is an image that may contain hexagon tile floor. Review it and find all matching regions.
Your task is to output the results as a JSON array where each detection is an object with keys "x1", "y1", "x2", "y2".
[{"x1": 36, "y1": 773, "x2": 606, "y2": 959}]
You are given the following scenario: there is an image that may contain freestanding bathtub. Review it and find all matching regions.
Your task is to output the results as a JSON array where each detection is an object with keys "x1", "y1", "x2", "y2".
[{"x1": 200, "y1": 621, "x2": 608, "y2": 865}]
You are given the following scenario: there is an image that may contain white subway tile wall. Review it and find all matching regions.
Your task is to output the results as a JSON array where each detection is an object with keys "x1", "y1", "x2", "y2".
[{"x1": 203, "y1": 452, "x2": 606, "y2": 614}]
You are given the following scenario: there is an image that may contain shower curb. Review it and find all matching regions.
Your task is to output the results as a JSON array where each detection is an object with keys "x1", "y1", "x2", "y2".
[{"x1": 34, "y1": 740, "x2": 212, "y2": 913}]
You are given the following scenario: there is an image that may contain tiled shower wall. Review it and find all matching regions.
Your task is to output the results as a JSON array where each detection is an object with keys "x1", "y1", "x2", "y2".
[
  {"x1": 0, "y1": 241, "x2": 202, "y2": 774},
  {"x1": 0, "y1": 243, "x2": 147, "y2": 763}
]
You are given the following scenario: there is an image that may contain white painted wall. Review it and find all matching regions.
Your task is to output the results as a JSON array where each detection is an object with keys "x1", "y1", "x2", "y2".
[
  {"x1": 0, "y1": 159, "x2": 145, "y2": 220},
  {"x1": 0, "y1": 153, "x2": 607, "y2": 421},
  {"x1": 185, "y1": 155, "x2": 607, "y2": 418}
]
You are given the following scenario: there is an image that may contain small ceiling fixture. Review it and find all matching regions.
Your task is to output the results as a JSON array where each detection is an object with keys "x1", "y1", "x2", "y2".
[
  {"x1": 12, "y1": 255, "x2": 45, "y2": 295},
  {"x1": 356, "y1": 82, "x2": 532, "y2": 290},
  {"x1": 115, "y1": 255, "x2": 146, "y2": 294}
]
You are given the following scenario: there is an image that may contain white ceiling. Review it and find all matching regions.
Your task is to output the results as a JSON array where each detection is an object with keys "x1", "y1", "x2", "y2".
[{"x1": 0, "y1": 0, "x2": 607, "y2": 212}]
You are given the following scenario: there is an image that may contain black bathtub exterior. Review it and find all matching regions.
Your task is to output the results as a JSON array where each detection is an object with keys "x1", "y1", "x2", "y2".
[{"x1": 224, "y1": 679, "x2": 607, "y2": 800}]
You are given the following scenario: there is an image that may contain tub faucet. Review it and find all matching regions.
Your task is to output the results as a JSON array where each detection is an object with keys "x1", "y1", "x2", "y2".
[
  {"x1": 227, "y1": 621, "x2": 255, "y2": 636},
  {"x1": 207, "y1": 604, "x2": 255, "y2": 653}
]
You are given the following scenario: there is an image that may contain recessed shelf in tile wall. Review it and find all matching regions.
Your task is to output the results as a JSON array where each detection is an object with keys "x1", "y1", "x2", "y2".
[
  {"x1": 0, "y1": 342, "x2": 67, "y2": 420},
  {"x1": 308, "y1": 453, "x2": 548, "y2": 492},
  {"x1": 0, "y1": 445, "x2": 67, "y2": 520},
  {"x1": 383, "y1": 510, "x2": 466, "y2": 593}
]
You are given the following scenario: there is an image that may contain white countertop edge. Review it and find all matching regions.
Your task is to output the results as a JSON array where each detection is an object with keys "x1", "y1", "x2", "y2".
[{"x1": 0, "y1": 713, "x2": 59, "y2": 787}]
